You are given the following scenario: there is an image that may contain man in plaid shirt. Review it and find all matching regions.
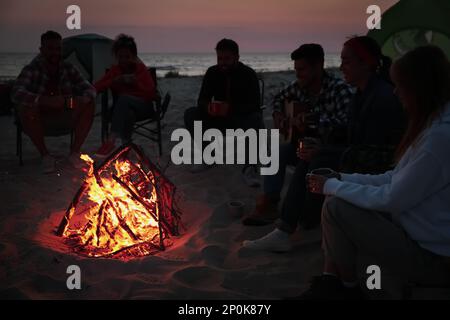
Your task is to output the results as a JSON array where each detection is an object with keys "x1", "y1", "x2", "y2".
[
  {"x1": 242, "y1": 44, "x2": 354, "y2": 236},
  {"x1": 11, "y1": 30, "x2": 96, "y2": 173}
]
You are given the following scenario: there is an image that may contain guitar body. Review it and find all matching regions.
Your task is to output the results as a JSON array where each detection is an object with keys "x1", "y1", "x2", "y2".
[{"x1": 280, "y1": 100, "x2": 308, "y2": 144}]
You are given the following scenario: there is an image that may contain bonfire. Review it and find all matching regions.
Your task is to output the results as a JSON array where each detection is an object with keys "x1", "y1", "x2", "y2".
[{"x1": 56, "y1": 144, "x2": 180, "y2": 260}]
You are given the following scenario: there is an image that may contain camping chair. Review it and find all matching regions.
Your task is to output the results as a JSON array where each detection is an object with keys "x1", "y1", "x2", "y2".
[
  {"x1": 100, "y1": 67, "x2": 171, "y2": 155},
  {"x1": 15, "y1": 108, "x2": 74, "y2": 166}
]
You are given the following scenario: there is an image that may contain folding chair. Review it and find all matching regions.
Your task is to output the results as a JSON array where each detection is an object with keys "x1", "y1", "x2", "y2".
[
  {"x1": 100, "y1": 67, "x2": 171, "y2": 155},
  {"x1": 15, "y1": 108, "x2": 74, "y2": 166}
]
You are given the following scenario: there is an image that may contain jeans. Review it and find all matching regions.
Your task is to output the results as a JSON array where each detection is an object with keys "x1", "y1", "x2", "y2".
[{"x1": 111, "y1": 95, "x2": 155, "y2": 143}]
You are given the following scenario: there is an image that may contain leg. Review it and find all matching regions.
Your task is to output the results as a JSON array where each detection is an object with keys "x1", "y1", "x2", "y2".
[
  {"x1": 321, "y1": 197, "x2": 450, "y2": 285},
  {"x1": 16, "y1": 105, "x2": 48, "y2": 156},
  {"x1": 71, "y1": 100, "x2": 95, "y2": 153},
  {"x1": 263, "y1": 142, "x2": 297, "y2": 199},
  {"x1": 277, "y1": 159, "x2": 310, "y2": 233},
  {"x1": 278, "y1": 147, "x2": 343, "y2": 233},
  {"x1": 109, "y1": 95, "x2": 152, "y2": 144}
]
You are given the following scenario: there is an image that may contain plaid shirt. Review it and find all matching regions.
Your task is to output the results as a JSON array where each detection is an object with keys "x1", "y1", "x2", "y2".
[
  {"x1": 272, "y1": 71, "x2": 354, "y2": 129},
  {"x1": 11, "y1": 54, "x2": 96, "y2": 108}
]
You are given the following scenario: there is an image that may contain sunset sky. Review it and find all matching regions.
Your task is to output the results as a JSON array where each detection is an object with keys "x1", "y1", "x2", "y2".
[{"x1": 0, "y1": 0, "x2": 398, "y2": 53}]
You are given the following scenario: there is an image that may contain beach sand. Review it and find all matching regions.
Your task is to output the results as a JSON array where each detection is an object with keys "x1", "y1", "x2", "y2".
[{"x1": 0, "y1": 70, "x2": 402, "y2": 300}]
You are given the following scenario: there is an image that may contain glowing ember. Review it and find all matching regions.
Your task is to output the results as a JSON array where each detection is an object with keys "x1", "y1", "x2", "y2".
[{"x1": 56, "y1": 144, "x2": 180, "y2": 259}]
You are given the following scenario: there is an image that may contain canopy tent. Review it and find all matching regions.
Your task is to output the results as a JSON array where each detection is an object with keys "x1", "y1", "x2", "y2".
[
  {"x1": 62, "y1": 33, "x2": 114, "y2": 83},
  {"x1": 367, "y1": 0, "x2": 450, "y2": 59}
]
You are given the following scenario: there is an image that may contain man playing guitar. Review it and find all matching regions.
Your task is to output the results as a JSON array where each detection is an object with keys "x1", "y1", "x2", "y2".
[{"x1": 242, "y1": 43, "x2": 353, "y2": 227}]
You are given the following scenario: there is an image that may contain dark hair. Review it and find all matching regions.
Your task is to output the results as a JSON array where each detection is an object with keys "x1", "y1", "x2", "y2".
[
  {"x1": 215, "y1": 38, "x2": 239, "y2": 55},
  {"x1": 290, "y1": 44, "x2": 324, "y2": 66},
  {"x1": 41, "y1": 30, "x2": 62, "y2": 44},
  {"x1": 112, "y1": 34, "x2": 138, "y2": 57},
  {"x1": 344, "y1": 36, "x2": 392, "y2": 82},
  {"x1": 394, "y1": 45, "x2": 450, "y2": 160}
]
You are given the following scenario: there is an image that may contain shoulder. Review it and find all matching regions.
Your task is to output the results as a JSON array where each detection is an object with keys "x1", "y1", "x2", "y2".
[
  {"x1": 325, "y1": 71, "x2": 353, "y2": 96},
  {"x1": 205, "y1": 65, "x2": 219, "y2": 76},
  {"x1": 136, "y1": 62, "x2": 149, "y2": 72},
  {"x1": 21, "y1": 56, "x2": 41, "y2": 74},
  {"x1": 238, "y1": 62, "x2": 257, "y2": 76},
  {"x1": 420, "y1": 113, "x2": 450, "y2": 164}
]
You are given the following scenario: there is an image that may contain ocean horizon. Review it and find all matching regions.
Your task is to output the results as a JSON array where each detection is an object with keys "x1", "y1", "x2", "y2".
[{"x1": 0, "y1": 52, "x2": 341, "y2": 80}]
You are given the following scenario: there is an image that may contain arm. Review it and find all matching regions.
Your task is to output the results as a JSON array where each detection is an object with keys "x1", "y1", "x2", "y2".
[
  {"x1": 339, "y1": 171, "x2": 394, "y2": 186},
  {"x1": 10, "y1": 66, "x2": 39, "y2": 108},
  {"x1": 197, "y1": 68, "x2": 214, "y2": 113},
  {"x1": 362, "y1": 93, "x2": 406, "y2": 145},
  {"x1": 94, "y1": 68, "x2": 118, "y2": 94},
  {"x1": 231, "y1": 70, "x2": 260, "y2": 113},
  {"x1": 135, "y1": 64, "x2": 156, "y2": 101},
  {"x1": 327, "y1": 82, "x2": 354, "y2": 128},
  {"x1": 324, "y1": 150, "x2": 447, "y2": 214}
]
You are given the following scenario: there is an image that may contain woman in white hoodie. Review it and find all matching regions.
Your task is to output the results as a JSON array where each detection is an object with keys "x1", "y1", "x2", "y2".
[{"x1": 300, "y1": 45, "x2": 450, "y2": 300}]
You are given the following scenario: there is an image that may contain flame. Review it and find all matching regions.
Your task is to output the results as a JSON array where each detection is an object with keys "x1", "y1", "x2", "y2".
[{"x1": 65, "y1": 154, "x2": 161, "y2": 257}]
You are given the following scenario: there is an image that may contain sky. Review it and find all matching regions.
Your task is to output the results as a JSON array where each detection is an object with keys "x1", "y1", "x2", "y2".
[{"x1": 0, "y1": 0, "x2": 398, "y2": 53}]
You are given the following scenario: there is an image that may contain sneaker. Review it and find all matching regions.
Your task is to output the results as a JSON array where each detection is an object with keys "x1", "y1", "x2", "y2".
[
  {"x1": 286, "y1": 275, "x2": 366, "y2": 300},
  {"x1": 242, "y1": 165, "x2": 261, "y2": 188},
  {"x1": 41, "y1": 155, "x2": 56, "y2": 174},
  {"x1": 68, "y1": 153, "x2": 87, "y2": 170},
  {"x1": 242, "y1": 228, "x2": 292, "y2": 252},
  {"x1": 242, "y1": 194, "x2": 279, "y2": 226},
  {"x1": 95, "y1": 140, "x2": 116, "y2": 158}
]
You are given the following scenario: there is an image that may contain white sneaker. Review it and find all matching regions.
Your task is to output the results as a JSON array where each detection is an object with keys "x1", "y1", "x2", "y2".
[
  {"x1": 242, "y1": 229, "x2": 292, "y2": 252},
  {"x1": 41, "y1": 155, "x2": 56, "y2": 174},
  {"x1": 242, "y1": 165, "x2": 261, "y2": 188},
  {"x1": 68, "y1": 153, "x2": 87, "y2": 170}
]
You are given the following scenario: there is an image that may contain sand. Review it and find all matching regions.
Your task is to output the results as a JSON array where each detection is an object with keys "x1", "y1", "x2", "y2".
[{"x1": 0, "y1": 70, "x2": 402, "y2": 300}]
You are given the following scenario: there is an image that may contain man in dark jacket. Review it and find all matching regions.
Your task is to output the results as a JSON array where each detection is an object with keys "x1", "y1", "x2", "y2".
[{"x1": 184, "y1": 39, "x2": 263, "y2": 183}]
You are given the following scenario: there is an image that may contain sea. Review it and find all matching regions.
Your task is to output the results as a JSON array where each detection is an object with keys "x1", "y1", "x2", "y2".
[{"x1": 0, "y1": 52, "x2": 341, "y2": 80}]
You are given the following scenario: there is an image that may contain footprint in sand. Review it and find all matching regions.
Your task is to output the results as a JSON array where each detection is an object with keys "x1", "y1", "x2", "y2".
[
  {"x1": 171, "y1": 266, "x2": 224, "y2": 289},
  {"x1": 200, "y1": 245, "x2": 228, "y2": 267}
]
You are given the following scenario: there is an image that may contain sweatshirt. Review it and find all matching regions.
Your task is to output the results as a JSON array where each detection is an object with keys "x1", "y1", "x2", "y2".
[
  {"x1": 324, "y1": 101, "x2": 450, "y2": 257},
  {"x1": 94, "y1": 62, "x2": 156, "y2": 102}
]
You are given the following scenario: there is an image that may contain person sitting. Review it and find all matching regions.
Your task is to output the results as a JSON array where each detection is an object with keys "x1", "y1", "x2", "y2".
[
  {"x1": 183, "y1": 38, "x2": 263, "y2": 185},
  {"x1": 241, "y1": 43, "x2": 353, "y2": 230},
  {"x1": 94, "y1": 34, "x2": 156, "y2": 156},
  {"x1": 11, "y1": 30, "x2": 96, "y2": 173},
  {"x1": 242, "y1": 37, "x2": 406, "y2": 252},
  {"x1": 301, "y1": 45, "x2": 450, "y2": 300}
]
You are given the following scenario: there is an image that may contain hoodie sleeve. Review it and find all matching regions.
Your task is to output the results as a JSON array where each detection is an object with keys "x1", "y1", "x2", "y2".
[
  {"x1": 339, "y1": 171, "x2": 394, "y2": 186},
  {"x1": 135, "y1": 63, "x2": 156, "y2": 101},
  {"x1": 323, "y1": 149, "x2": 448, "y2": 214},
  {"x1": 94, "y1": 67, "x2": 119, "y2": 93}
]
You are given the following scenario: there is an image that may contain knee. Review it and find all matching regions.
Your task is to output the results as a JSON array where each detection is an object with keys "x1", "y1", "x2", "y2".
[
  {"x1": 322, "y1": 196, "x2": 345, "y2": 224},
  {"x1": 82, "y1": 100, "x2": 95, "y2": 116}
]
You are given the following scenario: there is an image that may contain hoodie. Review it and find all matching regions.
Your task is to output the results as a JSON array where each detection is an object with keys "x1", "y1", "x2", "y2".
[{"x1": 324, "y1": 101, "x2": 450, "y2": 256}]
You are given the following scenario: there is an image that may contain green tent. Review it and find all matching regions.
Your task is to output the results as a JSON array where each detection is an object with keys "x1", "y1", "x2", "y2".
[{"x1": 367, "y1": 0, "x2": 450, "y2": 59}]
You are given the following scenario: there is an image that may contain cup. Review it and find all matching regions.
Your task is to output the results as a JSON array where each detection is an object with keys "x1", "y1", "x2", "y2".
[
  {"x1": 209, "y1": 101, "x2": 229, "y2": 116},
  {"x1": 310, "y1": 168, "x2": 336, "y2": 178},
  {"x1": 227, "y1": 200, "x2": 245, "y2": 218}
]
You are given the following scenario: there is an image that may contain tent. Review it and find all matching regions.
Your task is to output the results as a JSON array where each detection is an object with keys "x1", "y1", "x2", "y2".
[
  {"x1": 367, "y1": 0, "x2": 450, "y2": 59},
  {"x1": 62, "y1": 33, "x2": 114, "y2": 83}
]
